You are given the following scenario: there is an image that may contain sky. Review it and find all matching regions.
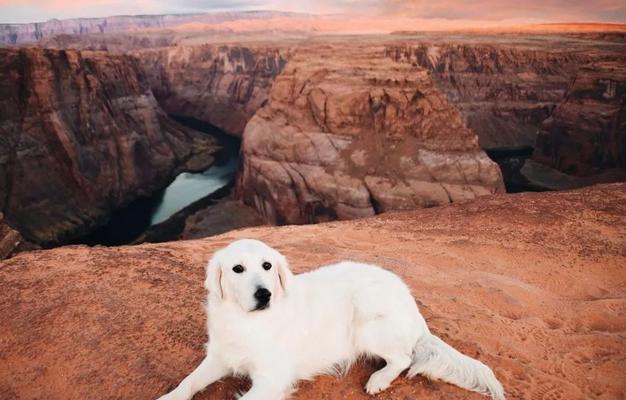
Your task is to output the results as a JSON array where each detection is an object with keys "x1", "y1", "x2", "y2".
[{"x1": 0, "y1": 0, "x2": 624, "y2": 24}]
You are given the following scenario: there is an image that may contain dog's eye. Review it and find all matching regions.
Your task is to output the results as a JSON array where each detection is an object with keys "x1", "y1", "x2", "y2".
[
  {"x1": 262, "y1": 262, "x2": 272, "y2": 271},
  {"x1": 232, "y1": 265, "x2": 245, "y2": 273}
]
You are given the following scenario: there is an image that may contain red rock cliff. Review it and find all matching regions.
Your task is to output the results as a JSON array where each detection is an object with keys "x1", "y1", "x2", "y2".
[
  {"x1": 386, "y1": 43, "x2": 587, "y2": 150},
  {"x1": 0, "y1": 48, "x2": 217, "y2": 245},
  {"x1": 533, "y1": 59, "x2": 626, "y2": 176},
  {"x1": 0, "y1": 11, "x2": 297, "y2": 45},
  {"x1": 387, "y1": 42, "x2": 626, "y2": 179},
  {"x1": 136, "y1": 44, "x2": 288, "y2": 136}
]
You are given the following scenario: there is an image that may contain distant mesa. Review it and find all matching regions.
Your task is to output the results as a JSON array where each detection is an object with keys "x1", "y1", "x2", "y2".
[{"x1": 3, "y1": 11, "x2": 626, "y2": 46}]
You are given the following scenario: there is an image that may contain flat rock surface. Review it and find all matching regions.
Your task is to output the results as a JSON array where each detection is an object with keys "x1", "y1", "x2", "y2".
[{"x1": 1, "y1": 184, "x2": 625, "y2": 400}]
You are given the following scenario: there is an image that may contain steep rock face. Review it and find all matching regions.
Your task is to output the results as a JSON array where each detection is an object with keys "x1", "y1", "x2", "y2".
[
  {"x1": 386, "y1": 43, "x2": 587, "y2": 150},
  {"x1": 0, "y1": 48, "x2": 217, "y2": 245},
  {"x1": 137, "y1": 45, "x2": 288, "y2": 136},
  {"x1": 238, "y1": 44, "x2": 504, "y2": 225},
  {"x1": 533, "y1": 59, "x2": 626, "y2": 176},
  {"x1": 0, "y1": 184, "x2": 625, "y2": 399}
]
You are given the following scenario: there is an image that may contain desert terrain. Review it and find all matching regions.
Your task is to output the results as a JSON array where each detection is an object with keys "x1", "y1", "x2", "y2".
[
  {"x1": 0, "y1": 8, "x2": 624, "y2": 400},
  {"x1": 1, "y1": 184, "x2": 625, "y2": 399}
]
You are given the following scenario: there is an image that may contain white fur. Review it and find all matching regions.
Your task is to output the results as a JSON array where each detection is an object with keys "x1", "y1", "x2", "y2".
[{"x1": 157, "y1": 239, "x2": 505, "y2": 400}]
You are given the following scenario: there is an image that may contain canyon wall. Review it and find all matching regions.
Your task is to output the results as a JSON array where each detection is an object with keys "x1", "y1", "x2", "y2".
[
  {"x1": 39, "y1": 32, "x2": 178, "y2": 52},
  {"x1": 385, "y1": 43, "x2": 586, "y2": 150},
  {"x1": 386, "y1": 42, "x2": 626, "y2": 186},
  {"x1": 533, "y1": 59, "x2": 626, "y2": 176},
  {"x1": 136, "y1": 45, "x2": 288, "y2": 136},
  {"x1": 0, "y1": 48, "x2": 218, "y2": 246},
  {"x1": 238, "y1": 44, "x2": 504, "y2": 225}
]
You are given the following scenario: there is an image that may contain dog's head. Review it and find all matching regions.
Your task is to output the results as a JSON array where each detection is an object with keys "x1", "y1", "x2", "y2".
[{"x1": 205, "y1": 239, "x2": 292, "y2": 312}]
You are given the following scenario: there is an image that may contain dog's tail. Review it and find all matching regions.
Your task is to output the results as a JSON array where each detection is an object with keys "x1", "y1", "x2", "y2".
[{"x1": 408, "y1": 333, "x2": 505, "y2": 400}]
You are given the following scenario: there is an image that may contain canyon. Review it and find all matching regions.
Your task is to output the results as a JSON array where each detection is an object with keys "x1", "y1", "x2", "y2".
[
  {"x1": 0, "y1": 47, "x2": 219, "y2": 246},
  {"x1": 386, "y1": 39, "x2": 626, "y2": 189},
  {"x1": 533, "y1": 58, "x2": 626, "y2": 177},
  {"x1": 0, "y1": 25, "x2": 624, "y2": 251},
  {"x1": 0, "y1": 184, "x2": 624, "y2": 399},
  {"x1": 136, "y1": 44, "x2": 288, "y2": 136},
  {"x1": 386, "y1": 42, "x2": 586, "y2": 150}
]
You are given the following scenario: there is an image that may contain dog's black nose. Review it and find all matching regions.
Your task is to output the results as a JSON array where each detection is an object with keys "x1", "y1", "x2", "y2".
[{"x1": 254, "y1": 287, "x2": 271, "y2": 304}]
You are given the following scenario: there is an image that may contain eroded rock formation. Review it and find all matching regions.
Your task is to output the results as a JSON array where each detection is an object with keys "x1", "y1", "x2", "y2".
[
  {"x1": 238, "y1": 44, "x2": 504, "y2": 224},
  {"x1": 0, "y1": 48, "x2": 218, "y2": 245},
  {"x1": 533, "y1": 59, "x2": 626, "y2": 176},
  {"x1": 386, "y1": 42, "x2": 626, "y2": 188},
  {"x1": 386, "y1": 43, "x2": 587, "y2": 150},
  {"x1": 137, "y1": 45, "x2": 288, "y2": 136},
  {"x1": 1, "y1": 184, "x2": 624, "y2": 399}
]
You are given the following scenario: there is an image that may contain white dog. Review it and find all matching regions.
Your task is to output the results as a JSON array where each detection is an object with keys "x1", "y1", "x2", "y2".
[{"x1": 158, "y1": 239, "x2": 504, "y2": 400}]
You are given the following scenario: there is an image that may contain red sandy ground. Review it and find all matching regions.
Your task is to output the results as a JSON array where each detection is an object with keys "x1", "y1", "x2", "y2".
[{"x1": 0, "y1": 184, "x2": 624, "y2": 399}]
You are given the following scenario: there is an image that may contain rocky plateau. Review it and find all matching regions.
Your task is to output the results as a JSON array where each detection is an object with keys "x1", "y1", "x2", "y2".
[
  {"x1": 0, "y1": 184, "x2": 624, "y2": 399},
  {"x1": 0, "y1": 11, "x2": 300, "y2": 45}
]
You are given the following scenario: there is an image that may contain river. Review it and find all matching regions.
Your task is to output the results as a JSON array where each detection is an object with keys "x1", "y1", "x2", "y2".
[{"x1": 76, "y1": 116, "x2": 240, "y2": 246}]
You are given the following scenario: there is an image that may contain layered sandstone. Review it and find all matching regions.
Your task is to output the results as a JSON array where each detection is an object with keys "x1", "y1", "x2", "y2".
[
  {"x1": 0, "y1": 184, "x2": 624, "y2": 399},
  {"x1": 386, "y1": 41, "x2": 626, "y2": 189},
  {"x1": 385, "y1": 43, "x2": 587, "y2": 150},
  {"x1": 533, "y1": 59, "x2": 626, "y2": 176},
  {"x1": 0, "y1": 48, "x2": 218, "y2": 245},
  {"x1": 238, "y1": 44, "x2": 504, "y2": 224},
  {"x1": 137, "y1": 45, "x2": 288, "y2": 136}
]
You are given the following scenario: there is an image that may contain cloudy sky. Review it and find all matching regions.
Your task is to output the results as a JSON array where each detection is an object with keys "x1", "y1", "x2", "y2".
[{"x1": 0, "y1": 0, "x2": 624, "y2": 24}]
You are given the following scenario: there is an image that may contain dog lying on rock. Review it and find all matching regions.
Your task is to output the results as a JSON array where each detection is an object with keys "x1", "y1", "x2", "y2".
[{"x1": 158, "y1": 239, "x2": 505, "y2": 400}]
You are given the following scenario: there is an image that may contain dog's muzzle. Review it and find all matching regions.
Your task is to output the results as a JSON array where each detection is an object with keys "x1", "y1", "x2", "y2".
[{"x1": 253, "y1": 287, "x2": 271, "y2": 311}]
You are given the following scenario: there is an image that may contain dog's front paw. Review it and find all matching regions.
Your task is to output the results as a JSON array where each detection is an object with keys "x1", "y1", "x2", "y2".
[{"x1": 365, "y1": 372, "x2": 392, "y2": 395}]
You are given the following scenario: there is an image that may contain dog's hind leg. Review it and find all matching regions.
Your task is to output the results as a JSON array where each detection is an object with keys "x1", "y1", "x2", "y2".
[
  {"x1": 356, "y1": 318, "x2": 414, "y2": 395},
  {"x1": 365, "y1": 352, "x2": 412, "y2": 395},
  {"x1": 157, "y1": 349, "x2": 229, "y2": 400}
]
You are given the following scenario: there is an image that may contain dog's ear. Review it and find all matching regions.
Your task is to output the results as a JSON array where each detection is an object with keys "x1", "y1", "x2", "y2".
[
  {"x1": 205, "y1": 254, "x2": 224, "y2": 300},
  {"x1": 276, "y1": 252, "x2": 293, "y2": 296}
]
